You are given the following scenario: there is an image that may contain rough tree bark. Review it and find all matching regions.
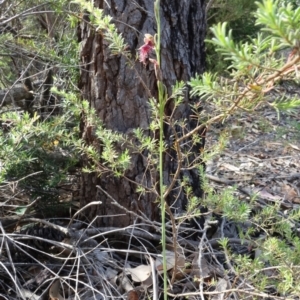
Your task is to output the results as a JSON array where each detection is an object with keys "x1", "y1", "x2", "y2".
[{"x1": 78, "y1": 0, "x2": 206, "y2": 228}]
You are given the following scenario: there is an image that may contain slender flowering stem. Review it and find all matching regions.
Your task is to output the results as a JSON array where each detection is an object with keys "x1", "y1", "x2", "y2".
[
  {"x1": 154, "y1": 0, "x2": 168, "y2": 299},
  {"x1": 137, "y1": 1, "x2": 167, "y2": 297}
]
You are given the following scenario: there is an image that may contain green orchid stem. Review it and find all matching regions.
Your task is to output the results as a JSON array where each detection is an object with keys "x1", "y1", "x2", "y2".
[{"x1": 154, "y1": 0, "x2": 168, "y2": 299}]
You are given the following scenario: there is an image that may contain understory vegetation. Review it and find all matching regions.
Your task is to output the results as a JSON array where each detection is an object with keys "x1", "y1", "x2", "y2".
[{"x1": 0, "y1": 0, "x2": 300, "y2": 299}]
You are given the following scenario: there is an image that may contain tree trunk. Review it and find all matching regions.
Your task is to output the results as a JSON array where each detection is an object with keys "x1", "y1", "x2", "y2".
[{"x1": 78, "y1": 0, "x2": 206, "y2": 228}]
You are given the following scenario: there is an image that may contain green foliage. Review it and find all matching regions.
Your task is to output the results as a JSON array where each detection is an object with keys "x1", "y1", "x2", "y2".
[
  {"x1": 193, "y1": 1, "x2": 300, "y2": 120},
  {"x1": 0, "y1": 0, "x2": 82, "y2": 216},
  {"x1": 206, "y1": 0, "x2": 259, "y2": 72},
  {"x1": 0, "y1": 97, "x2": 81, "y2": 208},
  {"x1": 201, "y1": 181, "x2": 251, "y2": 223},
  {"x1": 189, "y1": 0, "x2": 300, "y2": 295},
  {"x1": 256, "y1": 0, "x2": 300, "y2": 47}
]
